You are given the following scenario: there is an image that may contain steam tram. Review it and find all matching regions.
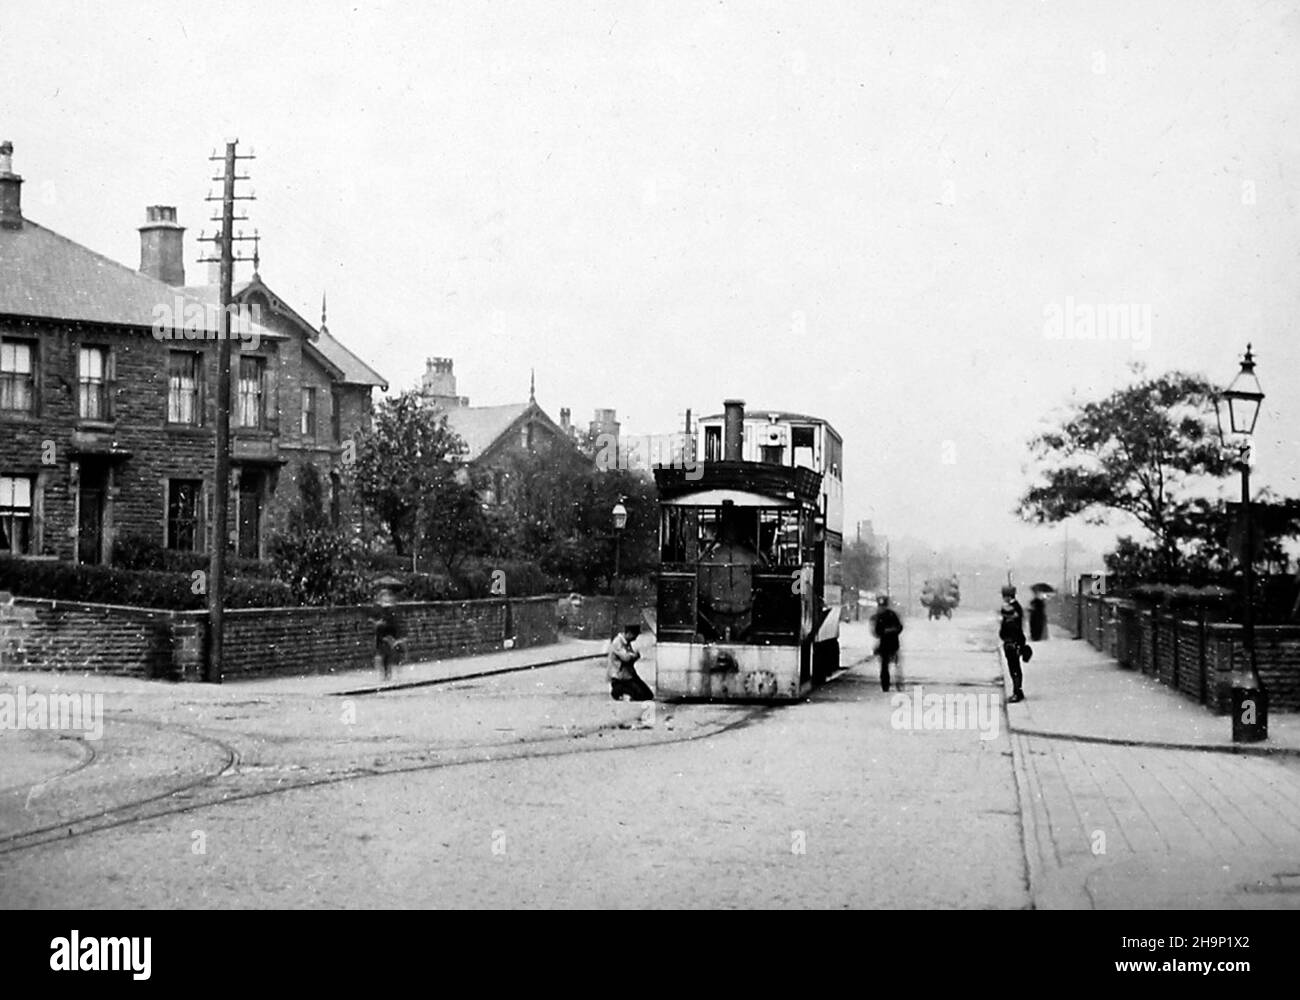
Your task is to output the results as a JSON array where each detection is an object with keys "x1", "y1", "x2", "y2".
[{"x1": 652, "y1": 400, "x2": 844, "y2": 701}]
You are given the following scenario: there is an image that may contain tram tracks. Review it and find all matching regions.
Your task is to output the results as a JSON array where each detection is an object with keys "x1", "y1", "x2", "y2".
[
  {"x1": 0, "y1": 700, "x2": 775, "y2": 857},
  {"x1": 0, "y1": 651, "x2": 874, "y2": 858}
]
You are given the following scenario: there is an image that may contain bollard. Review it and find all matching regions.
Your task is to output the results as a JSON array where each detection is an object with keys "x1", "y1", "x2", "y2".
[{"x1": 1231, "y1": 679, "x2": 1268, "y2": 743}]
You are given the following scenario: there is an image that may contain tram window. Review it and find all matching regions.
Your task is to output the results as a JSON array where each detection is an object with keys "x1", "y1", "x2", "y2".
[
  {"x1": 698, "y1": 508, "x2": 720, "y2": 552},
  {"x1": 759, "y1": 509, "x2": 800, "y2": 565},
  {"x1": 704, "y1": 426, "x2": 722, "y2": 462},
  {"x1": 791, "y1": 426, "x2": 815, "y2": 471},
  {"x1": 660, "y1": 507, "x2": 688, "y2": 563}
]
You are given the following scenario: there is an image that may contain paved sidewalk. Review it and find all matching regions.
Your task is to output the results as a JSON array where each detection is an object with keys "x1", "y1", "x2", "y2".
[
  {"x1": 998, "y1": 632, "x2": 1300, "y2": 909},
  {"x1": 1002, "y1": 632, "x2": 1300, "y2": 754},
  {"x1": 245, "y1": 637, "x2": 612, "y2": 698}
]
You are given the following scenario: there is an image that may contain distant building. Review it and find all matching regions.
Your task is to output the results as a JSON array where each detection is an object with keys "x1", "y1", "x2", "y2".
[{"x1": 417, "y1": 359, "x2": 588, "y2": 503}]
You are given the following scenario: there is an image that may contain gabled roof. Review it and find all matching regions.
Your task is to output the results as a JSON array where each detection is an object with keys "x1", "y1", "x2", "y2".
[
  {"x1": 0, "y1": 218, "x2": 233, "y2": 332},
  {"x1": 184, "y1": 274, "x2": 388, "y2": 389},
  {"x1": 440, "y1": 400, "x2": 587, "y2": 464},
  {"x1": 441, "y1": 403, "x2": 532, "y2": 461}
]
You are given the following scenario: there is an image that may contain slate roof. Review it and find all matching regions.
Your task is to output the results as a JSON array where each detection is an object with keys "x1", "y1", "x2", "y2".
[
  {"x1": 0, "y1": 216, "x2": 385, "y2": 389},
  {"x1": 441, "y1": 403, "x2": 531, "y2": 461},
  {"x1": 0, "y1": 218, "x2": 237, "y2": 333},
  {"x1": 182, "y1": 277, "x2": 387, "y2": 389}
]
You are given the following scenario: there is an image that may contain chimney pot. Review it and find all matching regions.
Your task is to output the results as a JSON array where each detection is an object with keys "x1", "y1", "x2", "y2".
[{"x1": 0, "y1": 140, "x2": 23, "y2": 230}]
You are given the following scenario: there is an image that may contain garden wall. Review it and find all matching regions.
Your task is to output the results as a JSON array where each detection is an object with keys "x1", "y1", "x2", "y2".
[{"x1": 0, "y1": 592, "x2": 561, "y2": 681}]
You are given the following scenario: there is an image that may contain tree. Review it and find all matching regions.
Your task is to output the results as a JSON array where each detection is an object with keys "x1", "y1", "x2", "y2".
[
  {"x1": 1106, "y1": 493, "x2": 1300, "y2": 581},
  {"x1": 420, "y1": 468, "x2": 492, "y2": 581},
  {"x1": 488, "y1": 446, "x2": 657, "y2": 591},
  {"x1": 841, "y1": 539, "x2": 882, "y2": 592},
  {"x1": 349, "y1": 391, "x2": 472, "y2": 560},
  {"x1": 1019, "y1": 368, "x2": 1235, "y2": 580},
  {"x1": 269, "y1": 462, "x2": 368, "y2": 605}
]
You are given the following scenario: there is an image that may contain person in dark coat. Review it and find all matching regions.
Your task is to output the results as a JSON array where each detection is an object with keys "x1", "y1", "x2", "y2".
[
  {"x1": 870, "y1": 596, "x2": 904, "y2": 692},
  {"x1": 1000, "y1": 585, "x2": 1026, "y2": 702},
  {"x1": 1029, "y1": 594, "x2": 1048, "y2": 642},
  {"x1": 608, "y1": 623, "x2": 654, "y2": 701},
  {"x1": 371, "y1": 581, "x2": 405, "y2": 681}
]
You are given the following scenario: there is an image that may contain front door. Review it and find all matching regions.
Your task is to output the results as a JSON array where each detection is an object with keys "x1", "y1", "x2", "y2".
[
  {"x1": 237, "y1": 473, "x2": 262, "y2": 559},
  {"x1": 77, "y1": 468, "x2": 106, "y2": 565}
]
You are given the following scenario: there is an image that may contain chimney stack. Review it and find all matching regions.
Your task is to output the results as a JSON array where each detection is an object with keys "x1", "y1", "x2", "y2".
[
  {"x1": 138, "y1": 205, "x2": 186, "y2": 285},
  {"x1": 422, "y1": 357, "x2": 463, "y2": 406},
  {"x1": 723, "y1": 399, "x2": 745, "y2": 461},
  {"x1": 560, "y1": 407, "x2": 571, "y2": 431},
  {"x1": 0, "y1": 141, "x2": 23, "y2": 230}
]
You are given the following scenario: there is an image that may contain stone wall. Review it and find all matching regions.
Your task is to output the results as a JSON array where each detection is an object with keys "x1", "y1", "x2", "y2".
[
  {"x1": 1, "y1": 592, "x2": 560, "y2": 681},
  {"x1": 0, "y1": 595, "x2": 176, "y2": 679}
]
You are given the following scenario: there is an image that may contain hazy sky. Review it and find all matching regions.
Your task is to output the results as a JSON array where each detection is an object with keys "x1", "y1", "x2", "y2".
[{"x1": 4, "y1": 0, "x2": 1298, "y2": 560}]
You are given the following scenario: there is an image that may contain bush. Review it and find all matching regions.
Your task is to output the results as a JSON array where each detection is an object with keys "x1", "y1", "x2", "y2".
[
  {"x1": 111, "y1": 534, "x2": 276, "y2": 578},
  {"x1": 0, "y1": 555, "x2": 294, "y2": 610},
  {"x1": 459, "y1": 558, "x2": 561, "y2": 598},
  {"x1": 268, "y1": 528, "x2": 370, "y2": 606}
]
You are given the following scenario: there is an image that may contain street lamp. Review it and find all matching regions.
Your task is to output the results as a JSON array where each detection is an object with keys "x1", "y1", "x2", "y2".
[
  {"x1": 1215, "y1": 344, "x2": 1267, "y2": 743},
  {"x1": 612, "y1": 498, "x2": 628, "y2": 629}
]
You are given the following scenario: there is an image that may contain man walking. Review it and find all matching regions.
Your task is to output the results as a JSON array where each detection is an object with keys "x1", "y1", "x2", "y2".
[
  {"x1": 1000, "y1": 585, "x2": 1027, "y2": 703},
  {"x1": 870, "y1": 595, "x2": 903, "y2": 692},
  {"x1": 608, "y1": 622, "x2": 654, "y2": 702}
]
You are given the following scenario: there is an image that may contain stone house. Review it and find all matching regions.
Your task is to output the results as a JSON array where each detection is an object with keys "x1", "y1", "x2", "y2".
[{"x1": 0, "y1": 142, "x2": 386, "y2": 564}]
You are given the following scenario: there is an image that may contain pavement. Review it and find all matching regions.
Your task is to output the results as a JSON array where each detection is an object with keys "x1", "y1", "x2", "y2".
[
  {"x1": 995, "y1": 624, "x2": 1300, "y2": 909},
  {"x1": 243, "y1": 636, "x2": 614, "y2": 698}
]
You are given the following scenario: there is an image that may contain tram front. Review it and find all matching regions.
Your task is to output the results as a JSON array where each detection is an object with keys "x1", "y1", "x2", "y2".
[{"x1": 653, "y1": 402, "x2": 833, "y2": 701}]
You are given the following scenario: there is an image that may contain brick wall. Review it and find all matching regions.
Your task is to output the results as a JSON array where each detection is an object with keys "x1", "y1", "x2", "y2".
[
  {"x1": 0, "y1": 594, "x2": 176, "y2": 678},
  {"x1": 0, "y1": 591, "x2": 561, "y2": 681}
]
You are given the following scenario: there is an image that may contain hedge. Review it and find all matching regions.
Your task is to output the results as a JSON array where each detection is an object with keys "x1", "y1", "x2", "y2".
[{"x1": 0, "y1": 556, "x2": 294, "y2": 610}]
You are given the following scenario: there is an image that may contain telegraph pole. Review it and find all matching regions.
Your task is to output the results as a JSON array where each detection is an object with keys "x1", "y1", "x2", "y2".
[{"x1": 197, "y1": 140, "x2": 256, "y2": 683}]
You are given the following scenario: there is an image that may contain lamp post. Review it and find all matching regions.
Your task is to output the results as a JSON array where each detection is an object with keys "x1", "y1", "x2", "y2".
[
  {"x1": 1216, "y1": 344, "x2": 1267, "y2": 743},
  {"x1": 612, "y1": 497, "x2": 628, "y2": 631}
]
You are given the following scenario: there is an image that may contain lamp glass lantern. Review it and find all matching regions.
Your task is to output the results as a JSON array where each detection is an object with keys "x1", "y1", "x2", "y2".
[
  {"x1": 612, "y1": 500, "x2": 628, "y2": 531},
  {"x1": 1216, "y1": 344, "x2": 1265, "y2": 442}
]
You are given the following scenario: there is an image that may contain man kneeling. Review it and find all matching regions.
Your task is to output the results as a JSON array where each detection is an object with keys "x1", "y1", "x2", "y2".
[{"x1": 608, "y1": 622, "x2": 654, "y2": 701}]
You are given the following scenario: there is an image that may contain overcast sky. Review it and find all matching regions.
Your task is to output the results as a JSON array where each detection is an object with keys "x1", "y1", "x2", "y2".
[{"x1": 4, "y1": 0, "x2": 1298, "y2": 562}]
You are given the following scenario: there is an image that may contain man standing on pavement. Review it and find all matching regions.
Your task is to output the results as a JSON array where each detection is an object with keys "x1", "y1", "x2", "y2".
[
  {"x1": 1000, "y1": 585, "x2": 1027, "y2": 703},
  {"x1": 870, "y1": 596, "x2": 904, "y2": 692},
  {"x1": 608, "y1": 622, "x2": 654, "y2": 702}
]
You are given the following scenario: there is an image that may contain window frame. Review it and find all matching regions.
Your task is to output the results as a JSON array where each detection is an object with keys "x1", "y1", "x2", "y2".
[
  {"x1": 0, "y1": 337, "x2": 37, "y2": 415},
  {"x1": 0, "y1": 473, "x2": 35, "y2": 556},
  {"x1": 236, "y1": 355, "x2": 266, "y2": 430},
  {"x1": 77, "y1": 344, "x2": 112, "y2": 422},
  {"x1": 301, "y1": 386, "x2": 317, "y2": 440},
  {"x1": 167, "y1": 350, "x2": 204, "y2": 426},
  {"x1": 165, "y1": 478, "x2": 204, "y2": 553}
]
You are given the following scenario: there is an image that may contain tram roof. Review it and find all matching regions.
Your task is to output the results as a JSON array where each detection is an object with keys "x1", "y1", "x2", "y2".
[
  {"x1": 697, "y1": 409, "x2": 841, "y2": 439},
  {"x1": 655, "y1": 460, "x2": 822, "y2": 505}
]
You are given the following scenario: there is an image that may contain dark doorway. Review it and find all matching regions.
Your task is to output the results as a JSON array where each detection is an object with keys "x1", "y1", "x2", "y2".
[
  {"x1": 238, "y1": 473, "x2": 262, "y2": 559},
  {"x1": 77, "y1": 467, "x2": 106, "y2": 565}
]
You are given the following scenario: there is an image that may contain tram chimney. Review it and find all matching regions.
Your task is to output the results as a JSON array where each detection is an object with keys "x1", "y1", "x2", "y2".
[{"x1": 723, "y1": 399, "x2": 745, "y2": 461}]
